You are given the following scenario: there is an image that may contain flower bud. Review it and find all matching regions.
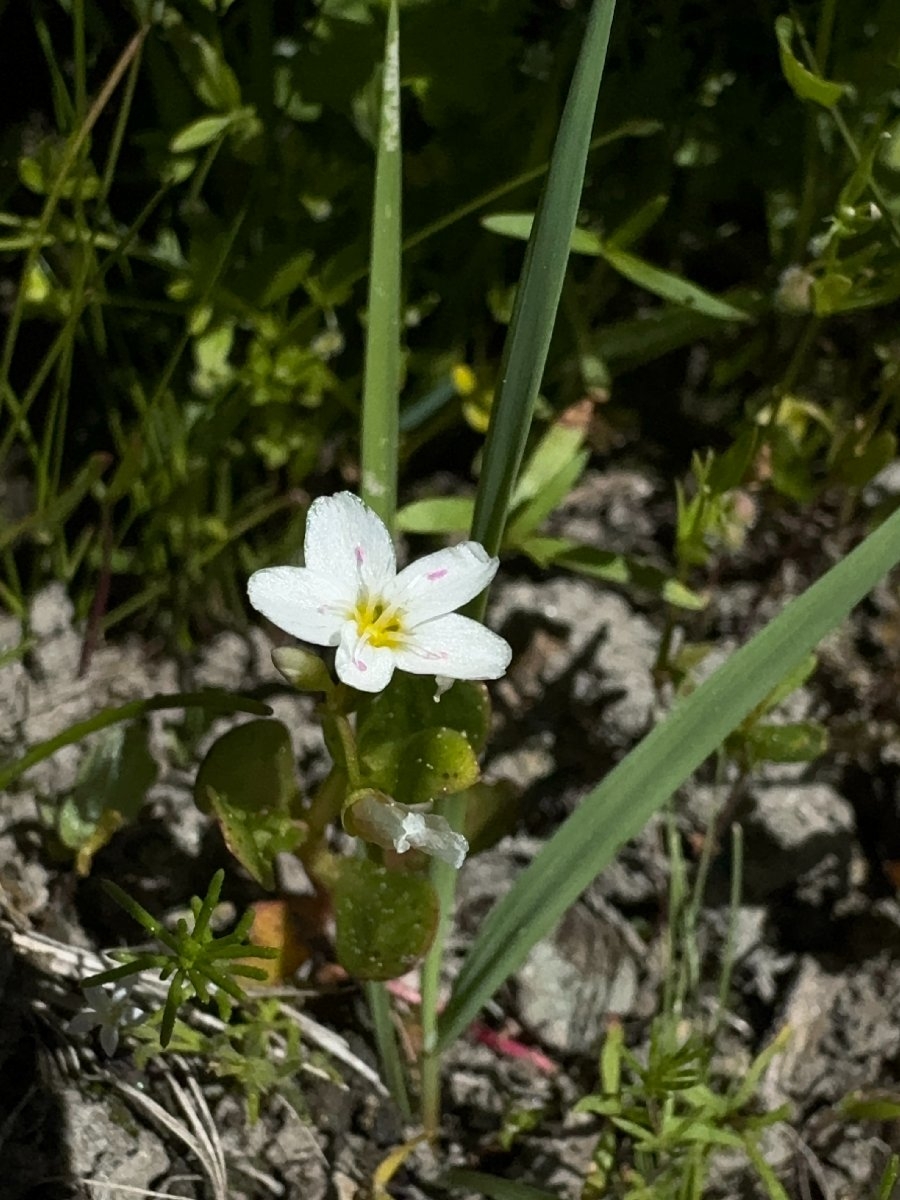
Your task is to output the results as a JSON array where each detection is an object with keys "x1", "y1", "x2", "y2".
[{"x1": 271, "y1": 646, "x2": 334, "y2": 693}]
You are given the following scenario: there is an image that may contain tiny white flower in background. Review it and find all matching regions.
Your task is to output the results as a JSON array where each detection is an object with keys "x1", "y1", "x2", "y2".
[
  {"x1": 67, "y1": 980, "x2": 145, "y2": 1056},
  {"x1": 248, "y1": 492, "x2": 512, "y2": 694}
]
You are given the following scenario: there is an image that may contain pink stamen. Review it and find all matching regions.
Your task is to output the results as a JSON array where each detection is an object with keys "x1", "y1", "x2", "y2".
[{"x1": 426, "y1": 568, "x2": 448, "y2": 581}]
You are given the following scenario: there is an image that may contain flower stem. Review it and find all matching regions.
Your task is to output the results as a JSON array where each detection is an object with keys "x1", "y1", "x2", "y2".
[
  {"x1": 420, "y1": 792, "x2": 467, "y2": 1137},
  {"x1": 366, "y1": 979, "x2": 412, "y2": 1120}
]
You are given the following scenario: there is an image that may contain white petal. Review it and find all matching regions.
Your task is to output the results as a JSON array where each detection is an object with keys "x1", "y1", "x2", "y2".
[
  {"x1": 99, "y1": 1023, "x2": 120, "y2": 1056},
  {"x1": 335, "y1": 621, "x2": 396, "y2": 692},
  {"x1": 394, "y1": 613, "x2": 511, "y2": 680},
  {"x1": 398, "y1": 812, "x2": 468, "y2": 868},
  {"x1": 248, "y1": 566, "x2": 348, "y2": 645},
  {"x1": 304, "y1": 492, "x2": 396, "y2": 594},
  {"x1": 387, "y1": 542, "x2": 498, "y2": 625}
]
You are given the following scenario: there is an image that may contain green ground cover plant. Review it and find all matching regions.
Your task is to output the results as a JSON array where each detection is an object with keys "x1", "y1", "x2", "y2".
[{"x1": 3, "y1": 0, "x2": 900, "y2": 1194}]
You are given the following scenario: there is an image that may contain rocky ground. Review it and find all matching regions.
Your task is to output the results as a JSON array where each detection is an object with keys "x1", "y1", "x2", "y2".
[{"x1": 3, "y1": 468, "x2": 900, "y2": 1200}]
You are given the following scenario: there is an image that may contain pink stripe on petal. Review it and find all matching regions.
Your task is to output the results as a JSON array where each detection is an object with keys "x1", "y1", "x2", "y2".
[
  {"x1": 355, "y1": 545, "x2": 364, "y2": 565},
  {"x1": 426, "y1": 568, "x2": 448, "y2": 581}
]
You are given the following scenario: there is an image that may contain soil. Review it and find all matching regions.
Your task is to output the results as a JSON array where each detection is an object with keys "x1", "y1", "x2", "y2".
[{"x1": 3, "y1": 466, "x2": 900, "y2": 1200}]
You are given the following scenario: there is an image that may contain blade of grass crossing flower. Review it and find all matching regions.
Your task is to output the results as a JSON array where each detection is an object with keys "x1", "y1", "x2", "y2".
[
  {"x1": 357, "y1": 6, "x2": 409, "y2": 1113},
  {"x1": 469, "y1": 0, "x2": 617, "y2": 576},
  {"x1": 438, "y1": 508, "x2": 900, "y2": 1049},
  {"x1": 360, "y1": 0, "x2": 402, "y2": 531}
]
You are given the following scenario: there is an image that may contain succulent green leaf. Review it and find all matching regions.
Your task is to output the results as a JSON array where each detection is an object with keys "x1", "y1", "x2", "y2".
[
  {"x1": 334, "y1": 858, "x2": 439, "y2": 980},
  {"x1": 357, "y1": 675, "x2": 491, "y2": 791},
  {"x1": 463, "y1": 779, "x2": 521, "y2": 854},
  {"x1": 393, "y1": 727, "x2": 481, "y2": 807},
  {"x1": 194, "y1": 719, "x2": 302, "y2": 889}
]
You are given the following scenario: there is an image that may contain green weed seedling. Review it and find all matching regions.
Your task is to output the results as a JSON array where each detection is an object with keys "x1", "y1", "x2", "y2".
[
  {"x1": 83, "y1": 869, "x2": 275, "y2": 1047},
  {"x1": 577, "y1": 826, "x2": 791, "y2": 1200}
]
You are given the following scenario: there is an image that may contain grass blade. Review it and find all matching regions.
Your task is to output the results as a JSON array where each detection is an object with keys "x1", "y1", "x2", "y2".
[
  {"x1": 469, "y1": 0, "x2": 617, "y2": 566},
  {"x1": 360, "y1": 0, "x2": 402, "y2": 531},
  {"x1": 438, "y1": 507, "x2": 900, "y2": 1048}
]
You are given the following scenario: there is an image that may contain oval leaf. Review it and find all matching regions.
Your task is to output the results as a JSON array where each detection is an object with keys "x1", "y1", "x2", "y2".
[
  {"x1": 334, "y1": 858, "x2": 438, "y2": 980},
  {"x1": 194, "y1": 719, "x2": 302, "y2": 889},
  {"x1": 394, "y1": 727, "x2": 481, "y2": 807}
]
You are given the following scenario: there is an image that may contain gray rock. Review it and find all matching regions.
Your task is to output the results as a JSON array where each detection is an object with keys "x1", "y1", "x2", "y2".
[
  {"x1": 516, "y1": 901, "x2": 641, "y2": 1054},
  {"x1": 64, "y1": 1086, "x2": 170, "y2": 1196},
  {"x1": 742, "y1": 783, "x2": 855, "y2": 898},
  {"x1": 492, "y1": 576, "x2": 658, "y2": 745}
]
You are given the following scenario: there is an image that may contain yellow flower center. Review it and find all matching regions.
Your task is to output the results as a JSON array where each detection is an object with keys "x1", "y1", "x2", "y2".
[{"x1": 353, "y1": 598, "x2": 405, "y2": 649}]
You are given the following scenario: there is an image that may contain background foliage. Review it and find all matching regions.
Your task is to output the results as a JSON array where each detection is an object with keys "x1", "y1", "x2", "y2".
[{"x1": 1, "y1": 0, "x2": 899, "y2": 644}]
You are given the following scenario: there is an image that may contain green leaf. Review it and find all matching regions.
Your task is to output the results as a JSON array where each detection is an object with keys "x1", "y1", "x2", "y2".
[
  {"x1": 736, "y1": 720, "x2": 829, "y2": 766},
  {"x1": 438, "y1": 504, "x2": 900, "y2": 1049},
  {"x1": 0, "y1": 692, "x2": 271, "y2": 794},
  {"x1": 334, "y1": 858, "x2": 438, "y2": 980},
  {"x1": 511, "y1": 418, "x2": 589, "y2": 510},
  {"x1": 606, "y1": 194, "x2": 668, "y2": 250},
  {"x1": 170, "y1": 112, "x2": 240, "y2": 153},
  {"x1": 839, "y1": 1093, "x2": 900, "y2": 1122},
  {"x1": 482, "y1": 211, "x2": 603, "y2": 257},
  {"x1": 396, "y1": 497, "x2": 475, "y2": 535},
  {"x1": 750, "y1": 652, "x2": 817, "y2": 717},
  {"x1": 194, "y1": 720, "x2": 302, "y2": 889},
  {"x1": 832, "y1": 430, "x2": 897, "y2": 489},
  {"x1": 774, "y1": 15, "x2": 847, "y2": 108},
  {"x1": 521, "y1": 536, "x2": 707, "y2": 611},
  {"x1": 393, "y1": 728, "x2": 480, "y2": 807},
  {"x1": 812, "y1": 273, "x2": 855, "y2": 315},
  {"x1": 357, "y1": 675, "x2": 491, "y2": 792},
  {"x1": 464, "y1": 779, "x2": 521, "y2": 854},
  {"x1": 505, "y1": 452, "x2": 589, "y2": 546},
  {"x1": 58, "y1": 721, "x2": 157, "y2": 874},
  {"x1": 469, "y1": 0, "x2": 618, "y2": 565},
  {"x1": 600, "y1": 243, "x2": 752, "y2": 322},
  {"x1": 483, "y1": 213, "x2": 751, "y2": 322}
]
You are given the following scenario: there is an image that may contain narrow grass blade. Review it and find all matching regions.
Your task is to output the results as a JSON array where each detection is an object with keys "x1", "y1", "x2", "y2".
[
  {"x1": 438, "y1": 507, "x2": 900, "y2": 1048},
  {"x1": 0, "y1": 691, "x2": 271, "y2": 792},
  {"x1": 360, "y1": 0, "x2": 401, "y2": 530},
  {"x1": 469, "y1": 0, "x2": 617, "y2": 565}
]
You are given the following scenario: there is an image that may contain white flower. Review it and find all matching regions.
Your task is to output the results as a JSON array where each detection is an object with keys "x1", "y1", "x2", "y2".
[
  {"x1": 248, "y1": 492, "x2": 512, "y2": 694},
  {"x1": 67, "y1": 980, "x2": 145, "y2": 1055}
]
